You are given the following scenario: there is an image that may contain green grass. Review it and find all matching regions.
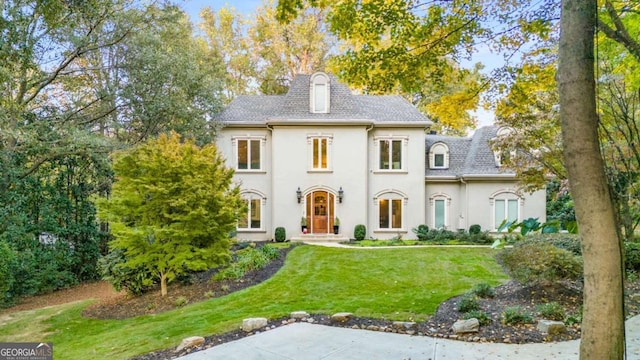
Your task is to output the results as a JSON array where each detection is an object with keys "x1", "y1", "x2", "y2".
[
  {"x1": 348, "y1": 239, "x2": 482, "y2": 246},
  {"x1": 0, "y1": 245, "x2": 507, "y2": 360}
]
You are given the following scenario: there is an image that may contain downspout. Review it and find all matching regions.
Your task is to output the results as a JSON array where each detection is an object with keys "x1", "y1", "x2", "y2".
[
  {"x1": 366, "y1": 124, "x2": 374, "y2": 235},
  {"x1": 267, "y1": 124, "x2": 274, "y2": 240},
  {"x1": 460, "y1": 176, "x2": 468, "y2": 231}
]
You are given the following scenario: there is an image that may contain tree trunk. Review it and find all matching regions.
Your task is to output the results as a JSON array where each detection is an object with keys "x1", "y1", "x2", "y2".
[
  {"x1": 160, "y1": 272, "x2": 168, "y2": 297},
  {"x1": 558, "y1": 0, "x2": 625, "y2": 359}
]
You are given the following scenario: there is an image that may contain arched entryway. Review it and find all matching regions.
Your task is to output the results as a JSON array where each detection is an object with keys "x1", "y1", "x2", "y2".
[{"x1": 305, "y1": 190, "x2": 335, "y2": 234}]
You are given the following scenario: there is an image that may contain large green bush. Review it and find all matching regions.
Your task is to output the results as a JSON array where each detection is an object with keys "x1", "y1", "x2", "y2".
[
  {"x1": 354, "y1": 224, "x2": 366, "y2": 240},
  {"x1": 469, "y1": 224, "x2": 482, "y2": 235},
  {"x1": 496, "y1": 242, "x2": 583, "y2": 286}
]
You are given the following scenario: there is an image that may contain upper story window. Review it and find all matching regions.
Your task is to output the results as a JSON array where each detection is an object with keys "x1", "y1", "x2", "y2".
[
  {"x1": 376, "y1": 136, "x2": 408, "y2": 171},
  {"x1": 308, "y1": 134, "x2": 333, "y2": 171},
  {"x1": 233, "y1": 136, "x2": 265, "y2": 171},
  {"x1": 429, "y1": 143, "x2": 449, "y2": 169},
  {"x1": 310, "y1": 72, "x2": 330, "y2": 113},
  {"x1": 493, "y1": 127, "x2": 515, "y2": 167}
]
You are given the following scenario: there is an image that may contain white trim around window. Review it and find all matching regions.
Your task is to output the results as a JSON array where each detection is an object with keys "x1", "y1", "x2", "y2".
[
  {"x1": 490, "y1": 190, "x2": 523, "y2": 230},
  {"x1": 374, "y1": 135, "x2": 409, "y2": 172},
  {"x1": 237, "y1": 191, "x2": 267, "y2": 232},
  {"x1": 429, "y1": 142, "x2": 449, "y2": 169},
  {"x1": 373, "y1": 190, "x2": 408, "y2": 232},
  {"x1": 232, "y1": 136, "x2": 266, "y2": 172},
  {"x1": 429, "y1": 193, "x2": 451, "y2": 229},
  {"x1": 307, "y1": 134, "x2": 333, "y2": 172},
  {"x1": 310, "y1": 72, "x2": 330, "y2": 113}
]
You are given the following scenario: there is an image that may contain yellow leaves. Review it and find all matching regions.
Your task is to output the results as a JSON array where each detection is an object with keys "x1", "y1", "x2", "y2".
[{"x1": 425, "y1": 90, "x2": 478, "y2": 134}]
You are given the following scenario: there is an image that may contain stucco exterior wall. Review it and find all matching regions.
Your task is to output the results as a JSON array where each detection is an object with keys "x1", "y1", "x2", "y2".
[{"x1": 368, "y1": 128, "x2": 426, "y2": 239}]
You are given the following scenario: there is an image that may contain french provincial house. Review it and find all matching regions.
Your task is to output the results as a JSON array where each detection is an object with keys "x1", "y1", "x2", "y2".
[{"x1": 216, "y1": 72, "x2": 546, "y2": 241}]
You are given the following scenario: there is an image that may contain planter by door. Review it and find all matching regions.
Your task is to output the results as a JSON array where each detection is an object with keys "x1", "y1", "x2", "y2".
[{"x1": 333, "y1": 225, "x2": 339, "y2": 234}]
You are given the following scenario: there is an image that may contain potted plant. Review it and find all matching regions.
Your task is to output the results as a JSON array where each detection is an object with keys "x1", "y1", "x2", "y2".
[
  {"x1": 333, "y1": 217, "x2": 340, "y2": 235},
  {"x1": 301, "y1": 216, "x2": 308, "y2": 233}
]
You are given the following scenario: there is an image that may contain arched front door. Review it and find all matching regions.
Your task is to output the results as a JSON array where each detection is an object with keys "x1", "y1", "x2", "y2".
[{"x1": 305, "y1": 191, "x2": 335, "y2": 234}]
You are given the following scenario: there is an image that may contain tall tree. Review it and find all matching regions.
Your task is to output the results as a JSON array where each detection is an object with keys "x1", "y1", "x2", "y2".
[
  {"x1": 558, "y1": 0, "x2": 624, "y2": 358},
  {"x1": 95, "y1": 132, "x2": 244, "y2": 296}
]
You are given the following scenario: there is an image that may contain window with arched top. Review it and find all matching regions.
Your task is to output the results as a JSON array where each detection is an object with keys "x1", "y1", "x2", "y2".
[
  {"x1": 429, "y1": 142, "x2": 449, "y2": 169},
  {"x1": 429, "y1": 193, "x2": 451, "y2": 229},
  {"x1": 374, "y1": 190, "x2": 407, "y2": 231},
  {"x1": 310, "y1": 72, "x2": 330, "y2": 113},
  {"x1": 238, "y1": 191, "x2": 266, "y2": 231},
  {"x1": 493, "y1": 127, "x2": 515, "y2": 167},
  {"x1": 490, "y1": 190, "x2": 522, "y2": 230}
]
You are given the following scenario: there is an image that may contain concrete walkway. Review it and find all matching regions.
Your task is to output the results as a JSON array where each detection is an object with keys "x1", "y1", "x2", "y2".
[{"x1": 177, "y1": 315, "x2": 640, "y2": 360}]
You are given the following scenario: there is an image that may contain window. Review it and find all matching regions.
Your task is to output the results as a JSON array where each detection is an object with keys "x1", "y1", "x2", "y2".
[
  {"x1": 492, "y1": 191, "x2": 521, "y2": 229},
  {"x1": 314, "y1": 84, "x2": 327, "y2": 112},
  {"x1": 313, "y1": 138, "x2": 328, "y2": 169},
  {"x1": 235, "y1": 137, "x2": 263, "y2": 171},
  {"x1": 430, "y1": 193, "x2": 451, "y2": 229},
  {"x1": 310, "y1": 72, "x2": 330, "y2": 113},
  {"x1": 308, "y1": 134, "x2": 333, "y2": 171},
  {"x1": 238, "y1": 193, "x2": 264, "y2": 230},
  {"x1": 376, "y1": 136, "x2": 407, "y2": 171},
  {"x1": 429, "y1": 143, "x2": 449, "y2": 169},
  {"x1": 379, "y1": 199, "x2": 402, "y2": 229},
  {"x1": 375, "y1": 191, "x2": 407, "y2": 230},
  {"x1": 493, "y1": 127, "x2": 515, "y2": 167}
]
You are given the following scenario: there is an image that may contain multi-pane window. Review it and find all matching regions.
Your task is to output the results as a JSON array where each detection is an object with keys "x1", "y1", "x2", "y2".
[
  {"x1": 494, "y1": 198, "x2": 519, "y2": 229},
  {"x1": 237, "y1": 139, "x2": 261, "y2": 170},
  {"x1": 379, "y1": 139, "x2": 402, "y2": 170},
  {"x1": 313, "y1": 138, "x2": 328, "y2": 169},
  {"x1": 379, "y1": 198, "x2": 402, "y2": 229},
  {"x1": 238, "y1": 197, "x2": 262, "y2": 230}
]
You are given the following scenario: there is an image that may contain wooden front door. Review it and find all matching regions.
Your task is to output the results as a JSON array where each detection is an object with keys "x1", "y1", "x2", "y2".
[{"x1": 306, "y1": 191, "x2": 334, "y2": 234}]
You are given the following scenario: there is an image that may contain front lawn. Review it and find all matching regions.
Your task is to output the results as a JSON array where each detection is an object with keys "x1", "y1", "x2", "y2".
[{"x1": 0, "y1": 245, "x2": 507, "y2": 360}]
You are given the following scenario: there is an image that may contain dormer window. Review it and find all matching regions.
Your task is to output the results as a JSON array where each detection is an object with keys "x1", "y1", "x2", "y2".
[
  {"x1": 493, "y1": 127, "x2": 515, "y2": 167},
  {"x1": 310, "y1": 72, "x2": 330, "y2": 113},
  {"x1": 429, "y1": 143, "x2": 449, "y2": 169}
]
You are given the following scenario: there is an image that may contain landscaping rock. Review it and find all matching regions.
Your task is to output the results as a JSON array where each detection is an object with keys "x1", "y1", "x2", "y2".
[
  {"x1": 290, "y1": 311, "x2": 309, "y2": 319},
  {"x1": 242, "y1": 317, "x2": 268, "y2": 332},
  {"x1": 451, "y1": 318, "x2": 480, "y2": 334},
  {"x1": 175, "y1": 336, "x2": 204, "y2": 353},
  {"x1": 331, "y1": 312, "x2": 353, "y2": 323},
  {"x1": 537, "y1": 319, "x2": 566, "y2": 335},
  {"x1": 392, "y1": 321, "x2": 417, "y2": 331}
]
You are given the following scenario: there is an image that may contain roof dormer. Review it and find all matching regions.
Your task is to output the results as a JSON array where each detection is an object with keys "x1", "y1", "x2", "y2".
[{"x1": 310, "y1": 72, "x2": 330, "y2": 113}]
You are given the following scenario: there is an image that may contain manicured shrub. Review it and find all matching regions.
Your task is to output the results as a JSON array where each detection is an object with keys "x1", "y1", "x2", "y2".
[
  {"x1": 501, "y1": 306, "x2": 534, "y2": 325},
  {"x1": 536, "y1": 302, "x2": 566, "y2": 321},
  {"x1": 523, "y1": 233, "x2": 582, "y2": 255},
  {"x1": 469, "y1": 224, "x2": 482, "y2": 235},
  {"x1": 274, "y1": 227, "x2": 286, "y2": 242},
  {"x1": 354, "y1": 224, "x2": 366, "y2": 241},
  {"x1": 463, "y1": 310, "x2": 492, "y2": 326},
  {"x1": 496, "y1": 242, "x2": 583, "y2": 286},
  {"x1": 624, "y1": 242, "x2": 640, "y2": 272},
  {"x1": 471, "y1": 283, "x2": 495, "y2": 298},
  {"x1": 413, "y1": 224, "x2": 429, "y2": 240},
  {"x1": 457, "y1": 293, "x2": 480, "y2": 312}
]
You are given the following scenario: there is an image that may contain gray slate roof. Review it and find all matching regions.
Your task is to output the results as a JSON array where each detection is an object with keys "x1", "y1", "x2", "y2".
[
  {"x1": 426, "y1": 126, "x2": 516, "y2": 178},
  {"x1": 217, "y1": 73, "x2": 431, "y2": 125}
]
